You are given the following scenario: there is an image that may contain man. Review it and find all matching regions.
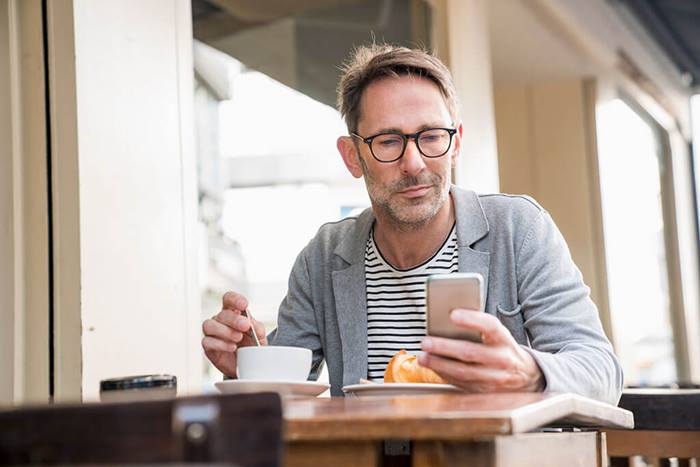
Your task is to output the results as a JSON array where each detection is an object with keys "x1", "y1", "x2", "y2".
[{"x1": 202, "y1": 44, "x2": 623, "y2": 405}]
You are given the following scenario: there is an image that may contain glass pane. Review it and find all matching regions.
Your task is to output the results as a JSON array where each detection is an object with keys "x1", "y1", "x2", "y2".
[
  {"x1": 191, "y1": 0, "x2": 432, "y2": 390},
  {"x1": 597, "y1": 98, "x2": 676, "y2": 386}
]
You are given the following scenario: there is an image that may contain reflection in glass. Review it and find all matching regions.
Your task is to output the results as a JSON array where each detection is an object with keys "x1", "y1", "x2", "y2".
[{"x1": 191, "y1": 0, "x2": 432, "y2": 390}]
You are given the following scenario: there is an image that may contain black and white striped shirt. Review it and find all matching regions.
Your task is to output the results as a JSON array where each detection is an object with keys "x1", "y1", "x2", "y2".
[{"x1": 365, "y1": 224, "x2": 460, "y2": 381}]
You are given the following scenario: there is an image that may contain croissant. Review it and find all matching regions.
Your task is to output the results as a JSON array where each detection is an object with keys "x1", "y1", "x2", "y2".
[{"x1": 383, "y1": 350, "x2": 447, "y2": 384}]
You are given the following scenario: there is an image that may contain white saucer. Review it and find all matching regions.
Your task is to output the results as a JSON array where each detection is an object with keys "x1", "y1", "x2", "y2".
[
  {"x1": 215, "y1": 379, "x2": 329, "y2": 397},
  {"x1": 342, "y1": 382, "x2": 461, "y2": 397}
]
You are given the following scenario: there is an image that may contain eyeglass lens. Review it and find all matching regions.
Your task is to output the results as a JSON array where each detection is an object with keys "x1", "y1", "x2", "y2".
[{"x1": 371, "y1": 129, "x2": 452, "y2": 162}]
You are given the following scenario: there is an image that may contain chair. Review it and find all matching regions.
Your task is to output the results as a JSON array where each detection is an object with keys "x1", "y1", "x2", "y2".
[
  {"x1": 605, "y1": 389, "x2": 700, "y2": 467},
  {"x1": 0, "y1": 392, "x2": 282, "y2": 466}
]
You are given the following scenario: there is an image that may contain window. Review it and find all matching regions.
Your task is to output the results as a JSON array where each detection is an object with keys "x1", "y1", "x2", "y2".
[
  {"x1": 191, "y1": 0, "x2": 433, "y2": 389},
  {"x1": 597, "y1": 98, "x2": 679, "y2": 386}
]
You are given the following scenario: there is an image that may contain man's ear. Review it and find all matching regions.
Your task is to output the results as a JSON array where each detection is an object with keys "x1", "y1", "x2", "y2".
[
  {"x1": 451, "y1": 122, "x2": 463, "y2": 169},
  {"x1": 337, "y1": 136, "x2": 364, "y2": 178}
]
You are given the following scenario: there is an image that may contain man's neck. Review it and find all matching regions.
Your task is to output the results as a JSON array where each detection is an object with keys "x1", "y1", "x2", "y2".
[{"x1": 373, "y1": 194, "x2": 455, "y2": 270}]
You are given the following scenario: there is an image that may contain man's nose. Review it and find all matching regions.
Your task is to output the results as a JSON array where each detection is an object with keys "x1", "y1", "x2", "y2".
[{"x1": 399, "y1": 138, "x2": 427, "y2": 175}]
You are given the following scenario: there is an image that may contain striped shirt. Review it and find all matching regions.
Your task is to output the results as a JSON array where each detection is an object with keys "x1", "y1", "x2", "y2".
[{"x1": 365, "y1": 224, "x2": 459, "y2": 381}]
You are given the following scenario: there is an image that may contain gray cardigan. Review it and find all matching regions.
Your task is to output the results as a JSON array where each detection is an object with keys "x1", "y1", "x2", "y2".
[{"x1": 269, "y1": 185, "x2": 623, "y2": 404}]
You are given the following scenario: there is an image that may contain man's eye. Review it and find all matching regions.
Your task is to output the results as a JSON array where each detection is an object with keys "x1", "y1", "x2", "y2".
[{"x1": 377, "y1": 137, "x2": 403, "y2": 146}]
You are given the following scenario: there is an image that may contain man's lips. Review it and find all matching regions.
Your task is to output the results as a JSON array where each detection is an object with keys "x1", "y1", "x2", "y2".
[{"x1": 398, "y1": 185, "x2": 432, "y2": 198}]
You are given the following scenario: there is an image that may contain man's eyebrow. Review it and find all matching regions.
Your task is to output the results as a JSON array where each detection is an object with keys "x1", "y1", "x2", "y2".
[
  {"x1": 369, "y1": 123, "x2": 449, "y2": 134},
  {"x1": 371, "y1": 127, "x2": 402, "y2": 134}
]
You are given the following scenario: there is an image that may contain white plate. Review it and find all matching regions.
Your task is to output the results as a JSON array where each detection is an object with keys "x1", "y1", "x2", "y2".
[
  {"x1": 342, "y1": 382, "x2": 461, "y2": 397},
  {"x1": 215, "y1": 379, "x2": 329, "y2": 398}
]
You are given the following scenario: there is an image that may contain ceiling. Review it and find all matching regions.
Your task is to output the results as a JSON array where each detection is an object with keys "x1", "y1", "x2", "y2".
[
  {"x1": 191, "y1": 0, "x2": 367, "y2": 41},
  {"x1": 192, "y1": 0, "x2": 700, "y2": 92},
  {"x1": 488, "y1": 0, "x2": 597, "y2": 87},
  {"x1": 617, "y1": 0, "x2": 700, "y2": 88}
]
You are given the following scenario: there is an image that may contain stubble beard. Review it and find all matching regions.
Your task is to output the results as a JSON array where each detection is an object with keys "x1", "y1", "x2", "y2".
[{"x1": 359, "y1": 156, "x2": 451, "y2": 232}]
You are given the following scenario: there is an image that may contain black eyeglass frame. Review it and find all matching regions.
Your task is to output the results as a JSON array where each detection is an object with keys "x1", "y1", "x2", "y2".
[{"x1": 350, "y1": 127, "x2": 458, "y2": 163}]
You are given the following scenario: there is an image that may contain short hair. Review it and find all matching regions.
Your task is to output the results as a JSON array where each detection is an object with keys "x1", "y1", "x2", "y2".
[{"x1": 336, "y1": 44, "x2": 459, "y2": 132}]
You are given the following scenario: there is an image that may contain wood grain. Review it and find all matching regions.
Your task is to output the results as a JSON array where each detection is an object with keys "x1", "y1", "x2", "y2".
[
  {"x1": 285, "y1": 441, "x2": 379, "y2": 467},
  {"x1": 605, "y1": 430, "x2": 700, "y2": 458},
  {"x1": 283, "y1": 392, "x2": 633, "y2": 441}
]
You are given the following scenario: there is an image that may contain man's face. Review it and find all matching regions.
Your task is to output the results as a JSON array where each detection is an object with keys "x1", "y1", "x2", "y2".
[{"x1": 350, "y1": 75, "x2": 460, "y2": 229}]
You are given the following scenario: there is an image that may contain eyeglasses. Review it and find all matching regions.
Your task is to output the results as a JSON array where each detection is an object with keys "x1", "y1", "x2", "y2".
[{"x1": 351, "y1": 127, "x2": 457, "y2": 163}]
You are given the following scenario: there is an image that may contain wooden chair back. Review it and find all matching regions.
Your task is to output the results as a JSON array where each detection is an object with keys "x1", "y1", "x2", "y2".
[
  {"x1": 0, "y1": 392, "x2": 282, "y2": 466},
  {"x1": 606, "y1": 389, "x2": 700, "y2": 467}
]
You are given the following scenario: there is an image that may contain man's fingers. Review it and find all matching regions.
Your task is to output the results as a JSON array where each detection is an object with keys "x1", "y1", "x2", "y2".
[
  {"x1": 202, "y1": 318, "x2": 244, "y2": 343},
  {"x1": 422, "y1": 336, "x2": 515, "y2": 369},
  {"x1": 252, "y1": 318, "x2": 266, "y2": 340},
  {"x1": 449, "y1": 309, "x2": 513, "y2": 345},
  {"x1": 209, "y1": 308, "x2": 268, "y2": 347},
  {"x1": 213, "y1": 309, "x2": 251, "y2": 333},
  {"x1": 222, "y1": 291, "x2": 248, "y2": 312},
  {"x1": 201, "y1": 336, "x2": 237, "y2": 354},
  {"x1": 419, "y1": 352, "x2": 516, "y2": 388}
]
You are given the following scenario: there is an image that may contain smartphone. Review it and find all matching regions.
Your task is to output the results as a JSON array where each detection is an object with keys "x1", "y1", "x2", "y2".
[{"x1": 426, "y1": 273, "x2": 484, "y2": 342}]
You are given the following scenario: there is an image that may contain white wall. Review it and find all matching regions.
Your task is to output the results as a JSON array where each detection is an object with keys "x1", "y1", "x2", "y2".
[
  {"x1": 448, "y1": 0, "x2": 499, "y2": 193},
  {"x1": 0, "y1": 0, "x2": 52, "y2": 405},
  {"x1": 494, "y1": 80, "x2": 612, "y2": 339},
  {"x1": 47, "y1": 0, "x2": 202, "y2": 401},
  {"x1": 0, "y1": 0, "x2": 19, "y2": 405},
  {"x1": 17, "y1": 0, "x2": 51, "y2": 404},
  {"x1": 432, "y1": 0, "x2": 500, "y2": 193}
]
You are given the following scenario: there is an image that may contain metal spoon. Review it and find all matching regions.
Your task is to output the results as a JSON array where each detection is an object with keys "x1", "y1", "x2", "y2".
[{"x1": 242, "y1": 309, "x2": 261, "y2": 346}]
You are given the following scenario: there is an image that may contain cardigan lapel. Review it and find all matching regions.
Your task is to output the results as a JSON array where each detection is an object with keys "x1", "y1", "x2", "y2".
[
  {"x1": 332, "y1": 263, "x2": 368, "y2": 385},
  {"x1": 452, "y1": 186, "x2": 491, "y2": 309},
  {"x1": 332, "y1": 209, "x2": 374, "y2": 386}
]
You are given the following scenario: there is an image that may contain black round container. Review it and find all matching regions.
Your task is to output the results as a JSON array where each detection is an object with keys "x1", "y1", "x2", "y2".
[{"x1": 99, "y1": 374, "x2": 177, "y2": 402}]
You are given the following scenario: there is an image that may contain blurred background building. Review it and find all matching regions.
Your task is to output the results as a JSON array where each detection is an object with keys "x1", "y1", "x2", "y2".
[{"x1": 1, "y1": 0, "x2": 700, "y2": 402}]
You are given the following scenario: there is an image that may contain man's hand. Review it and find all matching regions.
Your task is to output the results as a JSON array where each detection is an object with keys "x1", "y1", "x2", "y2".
[
  {"x1": 201, "y1": 292, "x2": 268, "y2": 378},
  {"x1": 418, "y1": 309, "x2": 545, "y2": 393}
]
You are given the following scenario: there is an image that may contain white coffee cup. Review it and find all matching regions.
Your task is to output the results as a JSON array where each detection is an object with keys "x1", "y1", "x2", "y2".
[{"x1": 236, "y1": 346, "x2": 312, "y2": 381}]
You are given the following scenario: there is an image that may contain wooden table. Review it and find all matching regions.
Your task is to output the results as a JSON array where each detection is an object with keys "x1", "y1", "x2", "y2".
[{"x1": 283, "y1": 392, "x2": 633, "y2": 467}]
